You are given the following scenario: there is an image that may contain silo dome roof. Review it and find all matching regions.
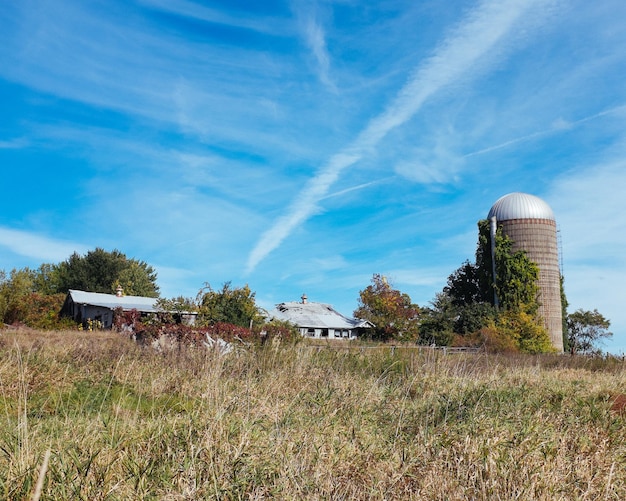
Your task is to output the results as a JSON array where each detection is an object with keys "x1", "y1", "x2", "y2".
[{"x1": 488, "y1": 192, "x2": 555, "y2": 221}]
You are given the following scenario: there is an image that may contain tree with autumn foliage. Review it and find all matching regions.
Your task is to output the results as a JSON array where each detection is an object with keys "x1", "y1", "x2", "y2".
[
  {"x1": 0, "y1": 268, "x2": 74, "y2": 329},
  {"x1": 354, "y1": 274, "x2": 420, "y2": 342}
]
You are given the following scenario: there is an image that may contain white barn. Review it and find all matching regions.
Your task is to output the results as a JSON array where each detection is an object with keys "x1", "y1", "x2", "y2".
[{"x1": 270, "y1": 294, "x2": 372, "y2": 340}]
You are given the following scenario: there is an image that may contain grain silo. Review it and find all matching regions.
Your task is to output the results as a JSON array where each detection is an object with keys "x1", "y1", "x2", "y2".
[{"x1": 487, "y1": 193, "x2": 563, "y2": 352}]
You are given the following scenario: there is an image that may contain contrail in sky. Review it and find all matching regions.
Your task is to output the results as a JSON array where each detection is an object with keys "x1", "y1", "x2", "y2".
[
  {"x1": 465, "y1": 103, "x2": 626, "y2": 157},
  {"x1": 246, "y1": 0, "x2": 552, "y2": 273}
]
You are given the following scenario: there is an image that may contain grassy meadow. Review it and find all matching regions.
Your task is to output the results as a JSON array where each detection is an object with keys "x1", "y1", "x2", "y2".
[{"x1": 0, "y1": 329, "x2": 625, "y2": 500}]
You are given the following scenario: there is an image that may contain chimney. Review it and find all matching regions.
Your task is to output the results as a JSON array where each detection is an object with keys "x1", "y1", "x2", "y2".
[
  {"x1": 116, "y1": 285, "x2": 123, "y2": 297},
  {"x1": 301, "y1": 293, "x2": 308, "y2": 304}
]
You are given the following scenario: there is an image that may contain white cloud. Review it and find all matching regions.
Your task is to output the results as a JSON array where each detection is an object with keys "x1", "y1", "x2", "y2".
[
  {"x1": 305, "y1": 19, "x2": 337, "y2": 91},
  {"x1": 153, "y1": 264, "x2": 200, "y2": 299},
  {"x1": 465, "y1": 103, "x2": 626, "y2": 158},
  {"x1": 247, "y1": 0, "x2": 555, "y2": 272},
  {"x1": 321, "y1": 177, "x2": 396, "y2": 200},
  {"x1": 0, "y1": 1, "x2": 302, "y2": 154},
  {"x1": 139, "y1": 0, "x2": 293, "y2": 36},
  {"x1": 395, "y1": 143, "x2": 464, "y2": 185},
  {"x1": 548, "y1": 154, "x2": 626, "y2": 354},
  {"x1": 0, "y1": 227, "x2": 88, "y2": 263},
  {"x1": 551, "y1": 160, "x2": 625, "y2": 263},
  {"x1": 311, "y1": 255, "x2": 348, "y2": 271},
  {"x1": 387, "y1": 268, "x2": 450, "y2": 289},
  {"x1": 291, "y1": 0, "x2": 336, "y2": 90},
  {"x1": 300, "y1": 10, "x2": 336, "y2": 91},
  {"x1": 0, "y1": 138, "x2": 28, "y2": 149}
]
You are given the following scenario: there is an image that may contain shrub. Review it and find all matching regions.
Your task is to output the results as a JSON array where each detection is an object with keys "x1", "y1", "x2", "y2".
[
  {"x1": 4, "y1": 292, "x2": 77, "y2": 330},
  {"x1": 114, "y1": 310, "x2": 300, "y2": 348},
  {"x1": 497, "y1": 309, "x2": 555, "y2": 354},
  {"x1": 456, "y1": 326, "x2": 519, "y2": 353}
]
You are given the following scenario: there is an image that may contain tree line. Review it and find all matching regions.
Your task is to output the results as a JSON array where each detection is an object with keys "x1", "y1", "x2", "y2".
[
  {"x1": 353, "y1": 220, "x2": 612, "y2": 354},
  {"x1": 0, "y1": 232, "x2": 613, "y2": 354},
  {"x1": 0, "y1": 248, "x2": 159, "y2": 329},
  {"x1": 0, "y1": 249, "x2": 294, "y2": 339}
]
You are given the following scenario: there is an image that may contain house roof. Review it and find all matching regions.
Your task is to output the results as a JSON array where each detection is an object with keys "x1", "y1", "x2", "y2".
[
  {"x1": 66, "y1": 289, "x2": 159, "y2": 313},
  {"x1": 270, "y1": 301, "x2": 372, "y2": 330}
]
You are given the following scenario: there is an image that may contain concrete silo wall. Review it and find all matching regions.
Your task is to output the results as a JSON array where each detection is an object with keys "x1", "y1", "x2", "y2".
[{"x1": 499, "y1": 218, "x2": 564, "y2": 352}]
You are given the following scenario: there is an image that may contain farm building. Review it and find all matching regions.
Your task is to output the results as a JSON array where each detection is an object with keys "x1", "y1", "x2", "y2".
[
  {"x1": 487, "y1": 192, "x2": 564, "y2": 352},
  {"x1": 270, "y1": 294, "x2": 372, "y2": 339},
  {"x1": 60, "y1": 288, "x2": 196, "y2": 328}
]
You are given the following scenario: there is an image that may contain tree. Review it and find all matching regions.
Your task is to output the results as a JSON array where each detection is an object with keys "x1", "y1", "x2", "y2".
[
  {"x1": 419, "y1": 290, "x2": 496, "y2": 346},
  {"x1": 418, "y1": 293, "x2": 455, "y2": 346},
  {"x1": 353, "y1": 274, "x2": 420, "y2": 342},
  {"x1": 426, "y1": 220, "x2": 547, "y2": 351},
  {"x1": 196, "y1": 282, "x2": 265, "y2": 328},
  {"x1": 444, "y1": 260, "x2": 486, "y2": 306},
  {"x1": 6, "y1": 292, "x2": 74, "y2": 330},
  {"x1": 53, "y1": 248, "x2": 159, "y2": 296},
  {"x1": 32, "y1": 263, "x2": 60, "y2": 295},
  {"x1": 0, "y1": 267, "x2": 76, "y2": 328},
  {"x1": 475, "y1": 220, "x2": 540, "y2": 315},
  {"x1": 154, "y1": 296, "x2": 198, "y2": 324},
  {"x1": 0, "y1": 268, "x2": 36, "y2": 324},
  {"x1": 566, "y1": 309, "x2": 612, "y2": 355},
  {"x1": 560, "y1": 276, "x2": 570, "y2": 352},
  {"x1": 115, "y1": 260, "x2": 159, "y2": 297},
  {"x1": 497, "y1": 308, "x2": 554, "y2": 354}
]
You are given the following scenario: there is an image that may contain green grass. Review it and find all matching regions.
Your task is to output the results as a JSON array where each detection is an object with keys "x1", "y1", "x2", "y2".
[{"x1": 0, "y1": 329, "x2": 625, "y2": 499}]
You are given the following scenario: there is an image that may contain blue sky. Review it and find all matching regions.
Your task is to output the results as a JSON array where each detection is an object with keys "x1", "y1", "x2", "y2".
[{"x1": 1, "y1": 0, "x2": 625, "y2": 353}]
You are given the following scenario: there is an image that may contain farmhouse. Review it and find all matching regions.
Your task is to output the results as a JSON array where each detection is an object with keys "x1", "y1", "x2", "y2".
[
  {"x1": 60, "y1": 288, "x2": 197, "y2": 329},
  {"x1": 270, "y1": 294, "x2": 372, "y2": 340}
]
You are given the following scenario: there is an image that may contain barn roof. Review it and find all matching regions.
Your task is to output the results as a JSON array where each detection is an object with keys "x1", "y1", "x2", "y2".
[
  {"x1": 270, "y1": 300, "x2": 372, "y2": 330},
  {"x1": 66, "y1": 289, "x2": 159, "y2": 313}
]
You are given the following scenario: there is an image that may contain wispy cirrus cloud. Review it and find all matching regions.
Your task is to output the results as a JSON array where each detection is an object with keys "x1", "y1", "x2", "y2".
[
  {"x1": 320, "y1": 177, "x2": 396, "y2": 200},
  {"x1": 246, "y1": 0, "x2": 554, "y2": 273},
  {"x1": 465, "y1": 103, "x2": 626, "y2": 158},
  {"x1": 0, "y1": 1, "x2": 298, "y2": 153},
  {"x1": 139, "y1": 0, "x2": 293, "y2": 36},
  {"x1": 292, "y1": 0, "x2": 336, "y2": 92},
  {"x1": 0, "y1": 227, "x2": 88, "y2": 263},
  {"x1": 0, "y1": 138, "x2": 28, "y2": 149},
  {"x1": 546, "y1": 152, "x2": 626, "y2": 353},
  {"x1": 304, "y1": 18, "x2": 335, "y2": 91}
]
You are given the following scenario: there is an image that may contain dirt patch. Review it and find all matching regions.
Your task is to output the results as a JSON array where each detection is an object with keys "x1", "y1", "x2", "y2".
[{"x1": 610, "y1": 394, "x2": 626, "y2": 415}]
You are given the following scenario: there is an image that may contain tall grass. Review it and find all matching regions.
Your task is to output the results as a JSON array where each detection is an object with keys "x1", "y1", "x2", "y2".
[{"x1": 0, "y1": 329, "x2": 624, "y2": 499}]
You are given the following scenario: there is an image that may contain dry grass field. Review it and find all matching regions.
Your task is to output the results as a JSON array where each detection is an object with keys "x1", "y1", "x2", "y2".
[{"x1": 0, "y1": 329, "x2": 625, "y2": 500}]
